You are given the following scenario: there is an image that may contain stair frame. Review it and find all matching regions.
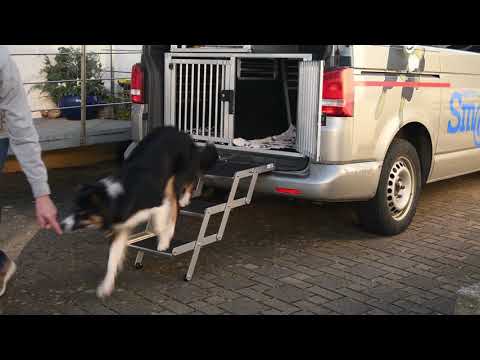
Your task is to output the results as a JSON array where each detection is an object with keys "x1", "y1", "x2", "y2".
[{"x1": 127, "y1": 162, "x2": 275, "y2": 281}]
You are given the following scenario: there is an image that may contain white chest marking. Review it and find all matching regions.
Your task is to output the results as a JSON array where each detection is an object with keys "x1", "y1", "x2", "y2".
[
  {"x1": 101, "y1": 177, "x2": 124, "y2": 199},
  {"x1": 61, "y1": 215, "x2": 75, "y2": 232}
]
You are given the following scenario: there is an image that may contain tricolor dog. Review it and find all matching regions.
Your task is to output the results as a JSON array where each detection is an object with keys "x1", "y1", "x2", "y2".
[{"x1": 61, "y1": 126, "x2": 218, "y2": 298}]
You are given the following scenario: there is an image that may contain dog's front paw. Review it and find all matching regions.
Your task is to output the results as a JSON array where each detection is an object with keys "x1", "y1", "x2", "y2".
[
  {"x1": 178, "y1": 200, "x2": 190, "y2": 209},
  {"x1": 97, "y1": 281, "x2": 114, "y2": 299},
  {"x1": 179, "y1": 197, "x2": 191, "y2": 208},
  {"x1": 157, "y1": 241, "x2": 170, "y2": 252},
  {"x1": 179, "y1": 191, "x2": 192, "y2": 208}
]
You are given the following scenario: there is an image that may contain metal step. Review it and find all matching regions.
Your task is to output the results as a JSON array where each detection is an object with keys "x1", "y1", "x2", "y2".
[
  {"x1": 129, "y1": 236, "x2": 194, "y2": 257},
  {"x1": 129, "y1": 161, "x2": 275, "y2": 281},
  {"x1": 205, "y1": 160, "x2": 258, "y2": 178},
  {"x1": 180, "y1": 199, "x2": 224, "y2": 218}
]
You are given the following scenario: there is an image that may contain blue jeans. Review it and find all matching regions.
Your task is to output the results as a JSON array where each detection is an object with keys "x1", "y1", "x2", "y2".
[{"x1": 0, "y1": 138, "x2": 9, "y2": 169}]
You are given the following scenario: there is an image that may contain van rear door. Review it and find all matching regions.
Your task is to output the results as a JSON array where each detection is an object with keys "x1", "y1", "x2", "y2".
[{"x1": 296, "y1": 60, "x2": 324, "y2": 162}]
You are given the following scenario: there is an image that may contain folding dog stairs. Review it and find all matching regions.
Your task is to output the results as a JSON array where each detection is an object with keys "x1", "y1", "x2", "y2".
[{"x1": 127, "y1": 160, "x2": 275, "y2": 281}]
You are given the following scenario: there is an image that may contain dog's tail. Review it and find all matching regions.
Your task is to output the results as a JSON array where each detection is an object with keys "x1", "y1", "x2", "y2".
[{"x1": 199, "y1": 143, "x2": 219, "y2": 172}]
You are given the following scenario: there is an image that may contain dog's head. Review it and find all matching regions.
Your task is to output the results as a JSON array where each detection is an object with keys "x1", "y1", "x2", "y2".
[{"x1": 61, "y1": 177, "x2": 123, "y2": 233}]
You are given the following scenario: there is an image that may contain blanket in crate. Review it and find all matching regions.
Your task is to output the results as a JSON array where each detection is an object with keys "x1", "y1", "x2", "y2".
[{"x1": 232, "y1": 125, "x2": 296, "y2": 150}]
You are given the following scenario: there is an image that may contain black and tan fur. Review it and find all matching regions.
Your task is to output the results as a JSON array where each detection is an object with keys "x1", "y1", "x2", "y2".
[{"x1": 61, "y1": 127, "x2": 218, "y2": 298}]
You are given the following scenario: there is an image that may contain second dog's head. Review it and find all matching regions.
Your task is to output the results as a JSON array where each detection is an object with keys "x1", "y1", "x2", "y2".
[{"x1": 61, "y1": 177, "x2": 122, "y2": 233}]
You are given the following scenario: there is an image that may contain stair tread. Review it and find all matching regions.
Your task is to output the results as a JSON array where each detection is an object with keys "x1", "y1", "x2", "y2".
[
  {"x1": 129, "y1": 236, "x2": 193, "y2": 256},
  {"x1": 181, "y1": 199, "x2": 225, "y2": 217},
  {"x1": 205, "y1": 160, "x2": 256, "y2": 178}
]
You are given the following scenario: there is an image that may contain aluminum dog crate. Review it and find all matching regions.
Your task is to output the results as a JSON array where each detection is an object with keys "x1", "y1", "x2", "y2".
[
  {"x1": 164, "y1": 57, "x2": 236, "y2": 143},
  {"x1": 164, "y1": 52, "x2": 320, "y2": 158}
]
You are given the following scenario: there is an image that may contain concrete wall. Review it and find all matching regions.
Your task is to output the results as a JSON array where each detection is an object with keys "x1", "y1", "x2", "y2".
[{"x1": 6, "y1": 45, "x2": 142, "y2": 117}]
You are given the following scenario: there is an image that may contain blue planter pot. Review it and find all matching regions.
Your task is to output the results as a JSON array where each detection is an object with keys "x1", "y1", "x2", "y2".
[{"x1": 58, "y1": 96, "x2": 100, "y2": 120}]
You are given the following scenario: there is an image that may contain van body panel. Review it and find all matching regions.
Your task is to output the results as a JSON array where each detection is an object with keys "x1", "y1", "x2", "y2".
[
  {"x1": 347, "y1": 45, "x2": 440, "y2": 167},
  {"x1": 319, "y1": 117, "x2": 354, "y2": 163},
  {"x1": 440, "y1": 50, "x2": 480, "y2": 74},
  {"x1": 135, "y1": 45, "x2": 480, "y2": 203},
  {"x1": 430, "y1": 51, "x2": 480, "y2": 180},
  {"x1": 204, "y1": 161, "x2": 382, "y2": 202},
  {"x1": 352, "y1": 45, "x2": 441, "y2": 73},
  {"x1": 430, "y1": 148, "x2": 480, "y2": 182}
]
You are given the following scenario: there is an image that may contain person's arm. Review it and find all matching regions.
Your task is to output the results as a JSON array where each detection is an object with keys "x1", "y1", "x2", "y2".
[{"x1": 0, "y1": 48, "x2": 62, "y2": 234}]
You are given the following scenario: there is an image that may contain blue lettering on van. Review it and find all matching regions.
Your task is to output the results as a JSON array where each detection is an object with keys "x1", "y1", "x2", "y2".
[{"x1": 448, "y1": 91, "x2": 480, "y2": 147}]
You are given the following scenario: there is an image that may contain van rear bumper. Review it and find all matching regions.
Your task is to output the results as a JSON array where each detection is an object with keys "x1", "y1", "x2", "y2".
[{"x1": 205, "y1": 161, "x2": 383, "y2": 202}]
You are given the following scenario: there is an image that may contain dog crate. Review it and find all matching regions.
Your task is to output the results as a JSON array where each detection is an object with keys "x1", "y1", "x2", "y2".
[
  {"x1": 164, "y1": 57, "x2": 236, "y2": 143},
  {"x1": 164, "y1": 51, "x2": 323, "y2": 161}
]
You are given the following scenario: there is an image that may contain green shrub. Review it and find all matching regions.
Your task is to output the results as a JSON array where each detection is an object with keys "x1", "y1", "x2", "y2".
[{"x1": 33, "y1": 46, "x2": 107, "y2": 105}]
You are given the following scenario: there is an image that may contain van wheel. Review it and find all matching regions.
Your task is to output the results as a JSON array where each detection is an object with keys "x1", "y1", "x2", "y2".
[{"x1": 358, "y1": 138, "x2": 422, "y2": 236}]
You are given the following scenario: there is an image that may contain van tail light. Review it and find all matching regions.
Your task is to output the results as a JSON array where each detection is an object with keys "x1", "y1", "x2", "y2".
[
  {"x1": 131, "y1": 63, "x2": 144, "y2": 104},
  {"x1": 275, "y1": 187, "x2": 302, "y2": 196},
  {"x1": 322, "y1": 67, "x2": 354, "y2": 117}
]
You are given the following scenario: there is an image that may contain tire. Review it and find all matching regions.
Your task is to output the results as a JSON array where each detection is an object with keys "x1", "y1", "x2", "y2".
[{"x1": 358, "y1": 138, "x2": 422, "y2": 236}]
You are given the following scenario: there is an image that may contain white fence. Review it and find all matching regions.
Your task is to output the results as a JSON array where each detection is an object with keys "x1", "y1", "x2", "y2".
[{"x1": 7, "y1": 45, "x2": 142, "y2": 118}]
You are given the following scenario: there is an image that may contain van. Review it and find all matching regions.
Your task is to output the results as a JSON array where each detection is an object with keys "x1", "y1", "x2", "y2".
[{"x1": 128, "y1": 45, "x2": 480, "y2": 236}]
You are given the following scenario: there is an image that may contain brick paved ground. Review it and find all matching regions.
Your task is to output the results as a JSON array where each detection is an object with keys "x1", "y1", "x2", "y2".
[{"x1": 1, "y1": 162, "x2": 480, "y2": 315}]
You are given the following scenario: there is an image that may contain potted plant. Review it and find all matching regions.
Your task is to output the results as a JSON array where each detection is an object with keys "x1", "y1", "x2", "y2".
[
  {"x1": 34, "y1": 46, "x2": 107, "y2": 120},
  {"x1": 97, "y1": 79, "x2": 131, "y2": 120}
]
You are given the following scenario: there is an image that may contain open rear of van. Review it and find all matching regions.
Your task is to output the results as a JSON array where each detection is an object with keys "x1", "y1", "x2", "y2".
[{"x1": 130, "y1": 45, "x2": 357, "y2": 173}]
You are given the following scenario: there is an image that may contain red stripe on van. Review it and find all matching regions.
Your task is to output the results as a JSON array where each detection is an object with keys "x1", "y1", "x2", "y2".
[{"x1": 354, "y1": 81, "x2": 451, "y2": 88}]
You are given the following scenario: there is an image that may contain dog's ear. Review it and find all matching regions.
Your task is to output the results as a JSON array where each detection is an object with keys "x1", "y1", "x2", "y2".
[{"x1": 87, "y1": 189, "x2": 113, "y2": 229}]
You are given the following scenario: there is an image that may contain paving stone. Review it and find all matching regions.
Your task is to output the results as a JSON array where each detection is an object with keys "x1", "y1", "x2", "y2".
[
  {"x1": 308, "y1": 286, "x2": 344, "y2": 300},
  {"x1": 323, "y1": 298, "x2": 372, "y2": 315},
  {"x1": 264, "y1": 284, "x2": 311, "y2": 303},
  {"x1": 393, "y1": 300, "x2": 434, "y2": 315},
  {"x1": 210, "y1": 274, "x2": 256, "y2": 291},
  {"x1": 307, "y1": 295, "x2": 330, "y2": 305},
  {"x1": 366, "y1": 300, "x2": 406, "y2": 315},
  {"x1": 278, "y1": 276, "x2": 313, "y2": 289},
  {"x1": 161, "y1": 300, "x2": 195, "y2": 315},
  {"x1": 254, "y1": 265, "x2": 297, "y2": 279},
  {"x1": 426, "y1": 297, "x2": 456, "y2": 315},
  {"x1": 293, "y1": 300, "x2": 336, "y2": 315},
  {"x1": 262, "y1": 309, "x2": 283, "y2": 315},
  {"x1": 399, "y1": 275, "x2": 442, "y2": 291},
  {"x1": 237, "y1": 287, "x2": 272, "y2": 302},
  {"x1": 347, "y1": 263, "x2": 389, "y2": 280},
  {"x1": 262, "y1": 298, "x2": 300, "y2": 314},
  {"x1": 365, "y1": 286, "x2": 411, "y2": 303},
  {"x1": 217, "y1": 297, "x2": 268, "y2": 315},
  {"x1": 293, "y1": 310, "x2": 316, "y2": 315},
  {"x1": 305, "y1": 273, "x2": 351, "y2": 290},
  {"x1": 366, "y1": 309, "x2": 390, "y2": 315}
]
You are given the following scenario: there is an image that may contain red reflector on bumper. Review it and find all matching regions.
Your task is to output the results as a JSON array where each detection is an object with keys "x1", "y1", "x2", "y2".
[{"x1": 275, "y1": 187, "x2": 302, "y2": 196}]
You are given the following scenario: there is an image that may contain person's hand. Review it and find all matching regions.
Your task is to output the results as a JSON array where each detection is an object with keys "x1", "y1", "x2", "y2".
[{"x1": 35, "y1": 195, "x2": 62, "y2": 235}]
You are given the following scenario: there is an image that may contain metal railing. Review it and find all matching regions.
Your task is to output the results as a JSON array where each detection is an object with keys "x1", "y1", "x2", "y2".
[{"x1": 9, "y1": 45, "x2": 142, "y2": 145}]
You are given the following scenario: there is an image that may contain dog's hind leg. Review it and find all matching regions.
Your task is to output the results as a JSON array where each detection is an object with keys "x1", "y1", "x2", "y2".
[
  {"x1": 97, "y1": 229, "x2": 129, "y2": 298},
  {"x1": 153, "y1": 177, "x2": 178, "y2": 252},
  {"x1": 153, "y1": 200, "x2": 178, "y2": 252}
]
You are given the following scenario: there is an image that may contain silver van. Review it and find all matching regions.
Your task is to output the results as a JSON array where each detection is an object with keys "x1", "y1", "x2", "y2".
[{"x1": 129, "y1": 45, "x2": 480, "y2": 236}]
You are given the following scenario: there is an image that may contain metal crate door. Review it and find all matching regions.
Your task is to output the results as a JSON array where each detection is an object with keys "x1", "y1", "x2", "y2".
[
  {"x1": 296, "y1": 60, "x2": 324, "y2": 162},
  {"x1": 165, "y1": 58, "x2": 235, "y2": 143}
]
